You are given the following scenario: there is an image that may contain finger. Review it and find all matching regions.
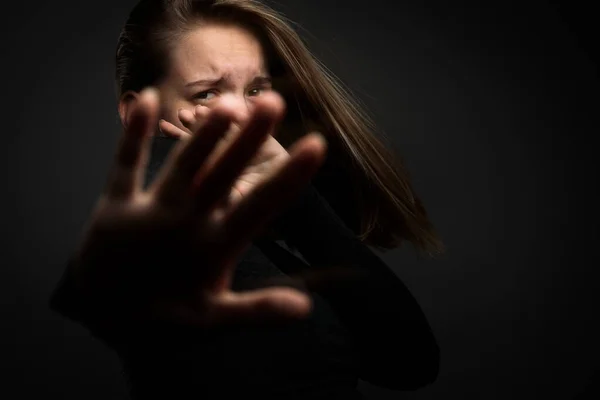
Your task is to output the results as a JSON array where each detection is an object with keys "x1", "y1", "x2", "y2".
[
  {"x1": 105, "y1": 88, "x2": 159, "y2": 199},
  {"x1": 193, "y1": 104, "x2": 211, "y2": 122},
  {"x1": 211, "y1": 103, "x2": 247, "y2": 132},
  {"x1": 159, "y1": 119, "x2": 191, "y2": 139},
  {"x1": 208, "y1": 287, "x2": 312, "y2": 326},
  {"x1": 195, "y1": 103, "x2": 238, "y2": 143},
  {"x1": 191, "y1": 92, "x2": 286, "y2": 213},
  {"x1": 222, "y1": 133, "x2": 327, "y2": 254},
  {"x1": 151, "y1": 103, "x2": 237, "y2": 206},
  {"x1": 256, "y1": 266, "x2": 369, "y2": 293},
  {"x1": 178, "y1": 108, "x2": 196, "y2": 131}
]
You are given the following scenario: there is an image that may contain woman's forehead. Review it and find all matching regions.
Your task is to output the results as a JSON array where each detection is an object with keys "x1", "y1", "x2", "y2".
[{"x1": 169, "y1": 23, "x2": 267, "y2": 82}]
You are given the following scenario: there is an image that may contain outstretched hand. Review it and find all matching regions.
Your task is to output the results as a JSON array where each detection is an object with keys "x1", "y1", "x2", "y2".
[{"x1": 72, "y1": 88, "x2": 327, "y2": 329}]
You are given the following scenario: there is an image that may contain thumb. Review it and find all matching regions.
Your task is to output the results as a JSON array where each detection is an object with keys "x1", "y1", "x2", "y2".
[{"x1": 208, "y1": 287, "x2": 313, "y2": 326}]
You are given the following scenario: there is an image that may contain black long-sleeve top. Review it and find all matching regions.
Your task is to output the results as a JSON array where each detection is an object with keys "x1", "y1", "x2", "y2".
[{"x1": 50, "y1": 137, "x2": 439, "y2": 399}]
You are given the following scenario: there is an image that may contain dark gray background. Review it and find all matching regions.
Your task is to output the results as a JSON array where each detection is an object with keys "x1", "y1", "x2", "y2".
[{"x1": 1, "y1": 0, "x2": 598, "y2": 399}]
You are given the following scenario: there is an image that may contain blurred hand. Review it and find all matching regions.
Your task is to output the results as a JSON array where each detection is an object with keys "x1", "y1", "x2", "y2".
[{"x1": 71, "y1": 88, "x2": 327, "y2": 329}]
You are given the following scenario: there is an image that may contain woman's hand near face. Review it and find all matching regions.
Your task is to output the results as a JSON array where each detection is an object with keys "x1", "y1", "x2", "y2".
[
  {"x1": 71, "y1": 88, "x2": 326, "y2": 329},
  {"x1": 159, "y1": 100, "x2": 290, "y2": 207}
]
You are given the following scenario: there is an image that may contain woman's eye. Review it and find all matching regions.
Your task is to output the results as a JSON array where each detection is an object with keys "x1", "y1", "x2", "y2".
[
  {"x1": 194, "y1": 91, "x2": 217, "y2": 101},
  {"x1": 247, "y1": 87, "x2": 268, "y2": 97}
]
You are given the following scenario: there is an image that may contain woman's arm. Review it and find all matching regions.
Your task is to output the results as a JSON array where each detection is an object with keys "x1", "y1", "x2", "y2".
[{"x1": 263, "y1": 183, "x2": 440, "y2": 390}]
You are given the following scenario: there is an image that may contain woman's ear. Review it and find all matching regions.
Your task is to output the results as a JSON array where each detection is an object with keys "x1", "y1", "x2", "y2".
[{"x1": 118, "y1": 91, "x2": 140, "y2": 129}]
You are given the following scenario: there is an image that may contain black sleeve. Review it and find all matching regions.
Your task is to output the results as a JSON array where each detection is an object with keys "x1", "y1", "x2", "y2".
[
  {"x1": 266, "y1": 183, "x2": 440, "y2": 390},
  {"x1": 49, "y1": 259, "x2": 141, "y2": 352}
]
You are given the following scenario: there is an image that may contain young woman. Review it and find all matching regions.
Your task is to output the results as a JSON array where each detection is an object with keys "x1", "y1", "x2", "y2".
[{"x1": 51, "y1": 0, "x2": 443, "y2": 398}]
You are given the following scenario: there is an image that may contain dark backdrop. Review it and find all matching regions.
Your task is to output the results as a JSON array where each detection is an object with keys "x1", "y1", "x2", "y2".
[{"x1": 1, "y1": 0, "x2": 598, "y2": 399}]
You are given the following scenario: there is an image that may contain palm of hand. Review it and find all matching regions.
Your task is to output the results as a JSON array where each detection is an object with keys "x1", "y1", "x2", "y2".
[{"x1": 77, "y1": 90, "x2": 325, "y2": 328}]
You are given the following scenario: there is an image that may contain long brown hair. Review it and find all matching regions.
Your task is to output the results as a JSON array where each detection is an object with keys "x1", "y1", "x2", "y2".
[{"x1": 115, "y1": 0, "x2": 444, "y2": 255}]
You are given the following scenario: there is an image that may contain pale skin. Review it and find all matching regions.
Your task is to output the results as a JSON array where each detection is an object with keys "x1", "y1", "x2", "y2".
[{"x1": 75, "y1": 22, "x2": 328, "y2": 328}]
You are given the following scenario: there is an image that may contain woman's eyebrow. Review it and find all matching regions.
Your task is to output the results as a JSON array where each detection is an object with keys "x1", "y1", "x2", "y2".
[
  {"x1": 185, "y1": 77, "x2": 225, "y2": 88},
  {"x1": 185, "y1": 75, "x2": 271, "y2": 88},
  {"x1": 250, "y1": 76, "x2": 272, "y2": 85}
]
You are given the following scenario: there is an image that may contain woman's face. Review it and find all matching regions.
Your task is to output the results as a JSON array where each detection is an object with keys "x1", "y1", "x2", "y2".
[{"x1": 156, "y1": 22, "x2": 272, "y2": 131}]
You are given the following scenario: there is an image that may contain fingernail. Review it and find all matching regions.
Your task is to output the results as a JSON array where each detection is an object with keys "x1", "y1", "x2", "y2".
[
  {"x1": 141, "y1": 87, "x2": 159, "y2": 101},
  {"x1": 312, "y1": 131, "x2": 327, "y2": 143}
]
